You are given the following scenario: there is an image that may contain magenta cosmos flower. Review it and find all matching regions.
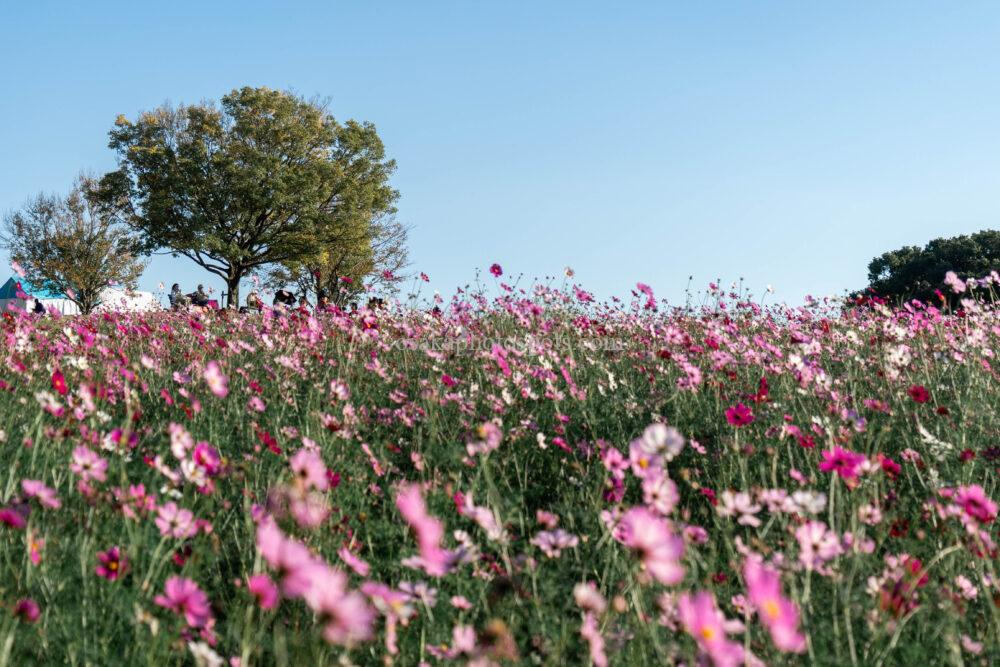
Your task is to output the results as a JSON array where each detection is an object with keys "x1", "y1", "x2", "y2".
[
  {"x1": 247, "y1": 573, "x2": 279, "y2": 609},
  {"x1": 954, "y1": 485, "x2": 998, "y2": 524},
  {"x1": 154, "y1": 576, "x2": 213, "y2": 628},
  {"x1": 818, "y1": 446, "x2": 866, "y2": 481},
  {"x1": 489, "y1": 263, "x2": 503, "y2": 277},
  {"x1": 96, "y1": 546, "x2": 128, "y2": 581},
  {"x1": 743, "y1": 558, "x2": 806, "y2": 653},
  {"x1": 724, "y1": 403, "x2": 754, "y2": 427},
  {"x1": 13, "y1": 598, "x2": 40, "y2": 623}
]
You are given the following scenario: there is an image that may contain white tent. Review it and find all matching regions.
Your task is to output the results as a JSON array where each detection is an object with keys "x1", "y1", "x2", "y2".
[
  {"x1": 95, "y1": 287, "x2": 161, "y2": 312},
  {"x1": 0, "y1": 278, "x2": 161, "y2": 315}
]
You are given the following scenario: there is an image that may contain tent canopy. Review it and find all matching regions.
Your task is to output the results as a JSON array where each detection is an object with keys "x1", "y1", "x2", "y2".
[{"x1": 0, "y1": 277, "x2": 66, "y2": 299}]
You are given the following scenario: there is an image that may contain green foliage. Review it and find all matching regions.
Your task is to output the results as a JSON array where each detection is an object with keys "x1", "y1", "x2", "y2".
[
  {"x1": 95, "y1": 87, "x2": 399, "y2": 307},
  {"x1": 1, "y1": 177, "x2": 145, "y2": 314},
  {"x1": 863, "y1": 229, "x2": 1000, "y2": 303}
]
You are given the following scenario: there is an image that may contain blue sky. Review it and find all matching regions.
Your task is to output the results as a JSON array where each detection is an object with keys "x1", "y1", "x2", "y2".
[{"x1": 2, "y1": 2, "x2": 999, "y2": 306}]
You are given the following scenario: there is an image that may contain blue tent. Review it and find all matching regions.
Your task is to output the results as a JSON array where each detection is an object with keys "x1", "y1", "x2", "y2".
[
  {"x1": 0, "y1": 277, "x2": 80, "y2": 314},
  {"x1": 0, "y1": 277, "x2": 65, "y2": 299}
]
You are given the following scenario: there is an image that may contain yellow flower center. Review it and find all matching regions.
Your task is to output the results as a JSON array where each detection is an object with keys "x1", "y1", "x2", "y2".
[
  {"x1": 763, "y1": 599, "x2": 780, "y2": 619},
  {"x1": 639, "y1": 458, "x2": 649, "y2": 469},
  {"x1": 700, "y1": 626, "x2": 716, "y2": 641}
]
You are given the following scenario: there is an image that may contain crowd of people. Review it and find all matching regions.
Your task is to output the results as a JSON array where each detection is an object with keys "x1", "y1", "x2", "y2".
[{"x1": 165, "y1": 283, "x2": 387, "y2": 317}]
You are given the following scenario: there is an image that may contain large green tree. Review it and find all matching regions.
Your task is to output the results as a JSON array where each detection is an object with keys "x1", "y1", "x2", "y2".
[
  {"x1": 2, "y1": 177, "x2": 146, "y2": 314},
  {"x1": 862, "y1": 229, "x2": 1000, "y2": 303},
  {"x1": 267, "y1": 212, "x2": 409, "y2": 305},
  {"x1": 96, "y1": 86, "x2": 399, "y2": 307}
]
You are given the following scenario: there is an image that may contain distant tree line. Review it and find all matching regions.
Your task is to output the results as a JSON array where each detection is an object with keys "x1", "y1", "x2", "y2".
[
  {"x1": 2, "y1": 86, "x2": 408, "y2": 313},
  {"x1": 858, "y1": 230, "x2": 999, "y2": 305}
]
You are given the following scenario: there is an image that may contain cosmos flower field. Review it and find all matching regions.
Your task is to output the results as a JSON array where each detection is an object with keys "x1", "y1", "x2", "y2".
[{"x1": 0, "y1": 272, "x2": 999, "y2": 666}]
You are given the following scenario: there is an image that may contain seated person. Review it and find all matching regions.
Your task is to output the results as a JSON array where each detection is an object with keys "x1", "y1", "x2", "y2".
[
  {"x1": 246, "y1": 290, "x2": 264, "y2": 312},
  {"x1": 188, "y1": 284, "x2": 210, "y2": 307},
  {"x1": 272, "y1": 289, "x2": 296, "y2": 307},
  {"x1": 168, "y1": 284, "x2": 188, "y2": 310}
]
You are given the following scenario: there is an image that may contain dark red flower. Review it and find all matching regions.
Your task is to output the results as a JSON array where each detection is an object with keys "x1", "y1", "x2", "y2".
[{"x1": 907, "y1": 385, "x2": 930, "y2": 403}]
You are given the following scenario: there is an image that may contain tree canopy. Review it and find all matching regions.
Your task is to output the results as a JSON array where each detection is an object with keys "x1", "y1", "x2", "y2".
[
  {"x1": 267, "y1": 213, "x2": 409, "y2": 305},
  {"x1": 2, "y1": 177, "x2": 146, "y2": 314},
  {"x1": 862, "y1": 230, "x2": 1000, "y2": 303},
  {"x1": 96, "y1": 86, "x2": 399, "y2": 307}
]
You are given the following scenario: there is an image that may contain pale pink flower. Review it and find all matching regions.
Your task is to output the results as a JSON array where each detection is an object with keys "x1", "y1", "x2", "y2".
[
  {"x1": 395, "y1": 483, "x2": 454, "y2": 577},
  {"x1": 795, "y1": 521, "x2": 841, "y2": 571},
  {"x1": 581, "y1": 612, "x2": 608, "y2": 667},
  {"x1": 21, "y1": 480, "x2": 61, "y2": 509},
  {"x1": 618, "y1": 506, "x2": 685, "y2": 585},
  {"x1": 70, "y1": 446, "x2": 107, "y2": 483},
  {"x1": 203, "y1": 360, "x2": 228, "y2": 398},
  {"x1": 155, "y1": 502, "x2": 197, "y2": 539},
  {"x1": 530, "y1": 529, "x2": 579, "y2": 558},
  {"x1": 338, "y1": 547, "x2": 371, "y2": 577},
  {"x1": 290, "y1": 449, "x2": 328, "y2": 491}
]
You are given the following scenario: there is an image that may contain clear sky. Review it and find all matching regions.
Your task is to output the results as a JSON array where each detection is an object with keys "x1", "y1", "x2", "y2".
[{"x1": 2, "y1": 2, "x2": 999, "y2": 306}]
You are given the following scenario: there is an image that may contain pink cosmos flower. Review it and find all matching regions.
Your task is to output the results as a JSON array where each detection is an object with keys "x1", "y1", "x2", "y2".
[
  {"x1": 192, "y1": 443, "x2": 221, "y2": 476},
  {"x1": 27, "y1": 531, "x2": 43, "y2": 566},
  {"x1": 395, "y1": 483, "x2": 454, "y2": 577},
  {"x1": 21, "y1": 480, "x2": 60, "y2": 509},
  {"x1": 795, "y1": 521, "x2": 842, "y2": 571},
  {"x1": 580, "y1": 612, "x2": 608, "y2": 667},
  {"x1": 642, "y1": 472, "x2": 680, "y2": 516},
  {"x1": 203, "y1": 360, "x2": 229, "y2": 398},
  {"x1": 743, "y1": 558, "x2": 806, "y2": 653},
  {"x1": 247, "y1": 573, "x2": 279, "y2": 609},
  {"x1": 618, "y1": 506, "x2": 685, "y2": 585},
  {"x1": 489, "y1": 263, "x2": 503, "y2": 277},
  {"x1": 678, "y1": 591, "x2": 745, "y2": 667},
  {"x1": 70, "y1": 446, "x2": 108, "y2": 483},
  {"x1": 944, "y1": 271, "x2": 966, "y2": 293},
  {"x1": 96, "y1": 546, "x2": 128, "y2": 581},
  {"x1": 818, "y1": 446, "x2": 865, "y2": 482},
  {"x1": 338, "y1": 547, "x2": 371, "y2": 577},
  {"x1": 725, "y1": 403, "x2": 754, "y2": 427},
  {"x1": 290, "y1": 449, "x2": 329, "y2": 491},
  {"x1": 530, "y1": 529, "x2": 580, "y2": 558},
  {"x1": 954, "y1": 485, "x2": 998, "y2": 524},
  {"x1": 154, "y1": 576, "x2": 213, "y2": 628},
  {"x1": 628, "y1": 440, "x2": 662, "y2": 479},
  {"x1": 155, "y1": 502, "x2": 197, "y2": 539}
]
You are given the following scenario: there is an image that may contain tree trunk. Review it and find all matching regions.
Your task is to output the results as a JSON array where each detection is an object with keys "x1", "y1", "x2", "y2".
[{"x1": 226, "y1": 275, "x2": 240, "y2": 309}]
